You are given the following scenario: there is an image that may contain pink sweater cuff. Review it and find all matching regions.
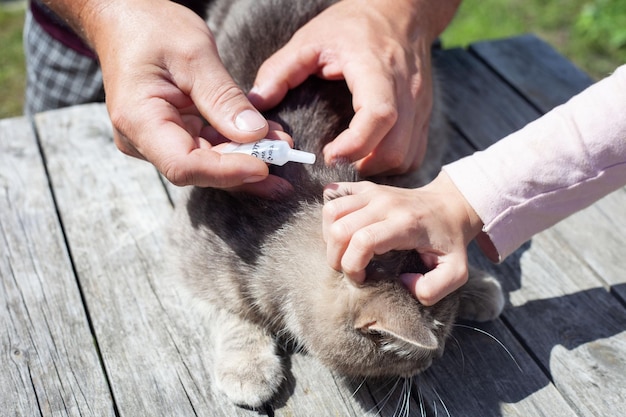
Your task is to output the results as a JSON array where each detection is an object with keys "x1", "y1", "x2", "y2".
[{"x1": 444, "y1": 65, "x2": 626, "y2": 262}]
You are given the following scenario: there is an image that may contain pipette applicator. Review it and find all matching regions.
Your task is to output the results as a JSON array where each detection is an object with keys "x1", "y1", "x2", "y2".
[{"x1": 219, "y1": 139, "x2": 316, "y2": 166}]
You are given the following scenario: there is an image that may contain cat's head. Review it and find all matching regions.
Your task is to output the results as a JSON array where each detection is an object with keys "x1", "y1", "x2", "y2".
[{"x1": 293, "y1": 249, "x2": 459, "y2": 378}]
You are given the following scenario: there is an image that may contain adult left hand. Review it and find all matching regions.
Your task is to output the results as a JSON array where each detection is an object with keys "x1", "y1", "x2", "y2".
[{"x1": 249, "y1": 0, "x2": 461, "y2": 176}]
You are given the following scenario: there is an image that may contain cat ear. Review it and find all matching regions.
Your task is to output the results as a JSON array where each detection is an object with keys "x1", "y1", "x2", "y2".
[{"x1": 354, "y1": 300, "x2": 438, "y2": 352}]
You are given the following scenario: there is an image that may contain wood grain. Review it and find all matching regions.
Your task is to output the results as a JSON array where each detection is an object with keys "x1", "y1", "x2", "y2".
[
  {"x1": 0, "y1": 116, "x2": 115, "y2": 416},
  {"x1": 34, "y1": 104, "x2": 370, "y2": 417},
  {"x1": 465, "y1": 35, "x2": 626, "y2": 417},
  {"x1": 470, "y1": 34, "x2": 594, "y2": 112},
  {"x1": 2, "y1": 34, "x2": 624, "y2": 417}
]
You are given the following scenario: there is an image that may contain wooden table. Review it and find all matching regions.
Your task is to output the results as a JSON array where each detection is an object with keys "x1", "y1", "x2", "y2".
[{"x1": 2, "y1": 35, "x2": 625, "y2": 417}]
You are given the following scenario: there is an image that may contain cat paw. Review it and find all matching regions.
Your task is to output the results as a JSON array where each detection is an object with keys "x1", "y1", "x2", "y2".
[
  {"x1": 214, "y1": 348, "x2": 284, "y2": 408},
  {"x1": 458, "y1": 271, "x2": 505, "y2": 322}
]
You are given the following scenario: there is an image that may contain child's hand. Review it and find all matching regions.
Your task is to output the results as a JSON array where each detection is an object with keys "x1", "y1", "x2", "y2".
[{"x1": 322, "y1": 171, "x2": 483, "y2": 305}]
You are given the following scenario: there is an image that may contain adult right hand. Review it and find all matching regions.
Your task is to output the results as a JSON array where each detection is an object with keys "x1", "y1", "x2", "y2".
[{"x1": 54, "y1": 0, "x2": 291, "y2": 196}]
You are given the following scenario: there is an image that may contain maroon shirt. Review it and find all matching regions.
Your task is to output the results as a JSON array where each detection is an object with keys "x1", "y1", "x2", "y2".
[{"x1": 30, "y1": 1, "x2": 97, "y2": 60}]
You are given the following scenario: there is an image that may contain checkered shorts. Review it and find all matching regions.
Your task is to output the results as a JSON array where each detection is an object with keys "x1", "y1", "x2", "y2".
[{"x1": 23, "y1": 9, "x2": 104, "y2": 115}]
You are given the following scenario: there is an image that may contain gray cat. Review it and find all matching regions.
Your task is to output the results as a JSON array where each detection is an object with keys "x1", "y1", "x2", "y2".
[{"x1": 170, "y1": 0, "x2": 504, "y2": 409}]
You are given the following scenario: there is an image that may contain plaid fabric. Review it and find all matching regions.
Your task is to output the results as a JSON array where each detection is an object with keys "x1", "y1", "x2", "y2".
[{"x1": 23, "y1": 9, "x2": 104, "y2": 115}]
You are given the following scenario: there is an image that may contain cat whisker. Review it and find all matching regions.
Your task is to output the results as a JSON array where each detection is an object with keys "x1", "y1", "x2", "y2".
[
  {"x1": 390, "y1": 377, "x2": 409, "y2": 417},
  {"x1": 415, "y1": 379, "x2": 426, "y2": 417},
  {"x1": 370, "y1": 377, "x2": 403, "y2": 417},
  {"x1": 447, "y1": 333, "x2": 466, "y2": 373},
  {"x1": 453, "y1": 323, "x2": 522, "y2": 372},
  {"x1": 401, "y1": 377, "x2": 413, "y2": 417},
  {"x1": 428, "y1": 384, "x2": 451, "y2": 417},
  {"x1": 349, "y1": 376, "x2": 368, "y2": 399},
  {"x1": 343, "y1": 375, "x2": 389, "y2": 417}
]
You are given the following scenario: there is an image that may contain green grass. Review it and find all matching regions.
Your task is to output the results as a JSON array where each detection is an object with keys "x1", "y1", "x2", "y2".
[
  {"x1": 0, "y1": 3, "x2": 26, "y2": 118},
  {"x1": 0, "y1": 1, "x2": 624, "y2": 117},
  {"x1": 441, "y1": 0, "x2": 626, "y2": 79}
]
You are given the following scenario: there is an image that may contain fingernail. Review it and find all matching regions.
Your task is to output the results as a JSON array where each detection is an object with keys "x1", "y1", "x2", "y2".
[
  {"x1": 235, "y1": 109, "x2": 266, "y2": 132},
  {"x1": 248, "y1": 85, "x2": 260, "y2": 96}
]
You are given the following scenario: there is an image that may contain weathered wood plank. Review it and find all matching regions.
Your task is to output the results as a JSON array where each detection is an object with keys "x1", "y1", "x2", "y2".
[
  {"x1": 434, "y1": 48, "x2": 577, "y2": 415},
  {"x1": 275, "y1": 355, "x2": 373, "y2": 416},
  {"x1": 472, "y1": 34, "x2": 626, "y2": 300},
  {"x1": 35, "y1": 104, "x2": 373, "y2": 417},
  {"x1": 457, "y1": 37, "x2": 626, "y2": 416},
  {"x1": 497, "y1": 235, "x2": 626, "y2": 417},
  {"x1": 469, "y1": 34, "x2": 594, "y2": 113},
  {"x1": 428, "y1": 128, "x2": 577, "y2": 416},
  {"x1": 156, "y1": 44, "x2": 587, "y2": 417},
  {"x1": 0, "y1": 116, "x2": 115, "y2": 416},
  {"x1": 434, "y1": 47, "x2": 540, "y2": 150},
  {"x1": 5, "y1": 33, "x2": 621, "y2": 417},
  {"x1": 425, "y1": 320, "x2": 576, "y2": 417},
  {"x1": 35, "y1": 105, "x2": 243, "y2": 417},
  {"x1": 549, "y1": 190, "x2": 626, "y2": 295},
  {"x1": 473, "y1": 34, "x2": 626, "y2": 292}
]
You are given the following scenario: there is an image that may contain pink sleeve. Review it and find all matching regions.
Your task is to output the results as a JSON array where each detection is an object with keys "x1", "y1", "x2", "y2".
[{"x1": 443, "y1": 65, "x2": 626, "y2": 262}]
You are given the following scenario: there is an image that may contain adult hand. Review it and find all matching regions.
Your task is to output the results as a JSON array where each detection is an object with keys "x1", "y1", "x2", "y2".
[
  {"x1": 68, "y1": 0, "x2": 291, "y2": 195},
  {"x1": 250, "y1": 0, "x2": 460, "y2": 176},
  {"x1": 322, "y1": 171, "x2": 483, "y2": 305}
]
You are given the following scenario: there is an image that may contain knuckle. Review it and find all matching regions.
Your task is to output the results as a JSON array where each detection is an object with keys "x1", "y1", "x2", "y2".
[
  {"x1": 181, "y1": 31, "x2": 217, "y2": 62},
  {"x1": 162, "y1": 160, "x2": 194, "y2": 187},
  {"x1": 329, "y1": 220, "x2": 353, "y2": 244},
  {"x1": 341, "y1": 261, "x2": 361, "y2": 276},
  {"x1": 350, "y1": 228, "x2": 376, "y2": 253},
  {"x1": 322, "y1": 200, "x2": 339, "y2": 219},
  {"x1": 378, "y1": 149, "x2": 407, "y2": 171},
  {"x1": 360, "y1": 180, "x2": 376, "y2": 191},
  {"x1": 203, "y1": 82, "x2": 246, "y2": 111},
  {"x1": 369, "y1": 101, "x2": 398, "y2": 128}
]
